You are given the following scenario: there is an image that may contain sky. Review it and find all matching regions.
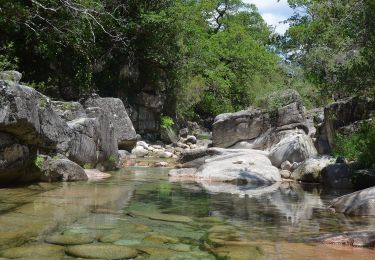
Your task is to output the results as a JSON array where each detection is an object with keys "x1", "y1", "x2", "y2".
[{"x1": 244, "y1": 0, "x2": 294, "y2": 34}]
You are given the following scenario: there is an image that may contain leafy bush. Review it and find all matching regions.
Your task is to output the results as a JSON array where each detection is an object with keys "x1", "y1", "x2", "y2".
[
  {"x1": 34, "y1": 156, "x2": 45, "y2": 169},
  {"x1": 160, "y1": 116, "x2": 174, "y2": 129},
  {"x1": 333, "y1": 121, "x2": 375, "y2": 169}
]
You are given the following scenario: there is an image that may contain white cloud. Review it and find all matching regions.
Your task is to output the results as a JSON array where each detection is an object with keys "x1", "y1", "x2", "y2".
[{"x1": 243, "y1": 0, "x2": 293, "y2": 34}]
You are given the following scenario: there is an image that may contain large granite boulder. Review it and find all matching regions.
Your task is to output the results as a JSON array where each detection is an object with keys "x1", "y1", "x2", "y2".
[
  {"x1": 269, "y1": 133, "x2": 317, "y2": 168},
  {"x1": 84, "y1": 95, "x2": 137, "y2": 151},
  {"x1": 85, "y1": 107, "x2": 118, "y2": 170},
  {"x1": 39, "y1": 157, "x2": 88, "y2": 182},
  {"x1": 329, "y1": 187, "x2": 375, "y2": 216},
  {"x1": 212, "y1": 108, "x2": 269, "y2": 148},
  {"x1": 170, "y1": 148, "x2": 281, "y2": 186},
  {"x1": 0, "y1": 80, "x2": 71, "y2": 152},
  {"x1": 316, "y1": 97, "x2": 375, "y2": 154}
]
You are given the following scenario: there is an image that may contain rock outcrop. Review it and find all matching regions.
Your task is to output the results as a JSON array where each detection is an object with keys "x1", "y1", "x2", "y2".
[
  {"x1": 0, "y1": 76, "x2": 137, "y2": 184},
  {"x1": 212, "y1": 96, "x2": 317, "y2": 168},
  {"x1": 316, "y1": 97, "x2": 375, "y2": 154},
  {"x1": 329, "y1": 187, "x2": 375, "y2": 216}
]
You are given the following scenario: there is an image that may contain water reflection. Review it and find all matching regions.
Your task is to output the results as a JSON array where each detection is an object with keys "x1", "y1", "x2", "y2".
[{"x1": 0, "y1": 167, "x2": 374, "y2": 259}]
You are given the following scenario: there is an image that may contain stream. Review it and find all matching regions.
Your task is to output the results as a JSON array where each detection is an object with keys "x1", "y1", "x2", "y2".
[{"x1": 0, "y1": 166, "x2": 374, "y2": 259}]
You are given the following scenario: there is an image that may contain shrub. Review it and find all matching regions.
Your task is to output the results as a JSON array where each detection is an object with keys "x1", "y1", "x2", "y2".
[
  {"x1": 34, "y1": 156, "x2": 45, "y2": 169},
  {"x1": 333, "y1": 120, "x2": 375, "y2": 169},
  {"x1": 160, "y1": 116, "x2": 174, "y2": 129}
]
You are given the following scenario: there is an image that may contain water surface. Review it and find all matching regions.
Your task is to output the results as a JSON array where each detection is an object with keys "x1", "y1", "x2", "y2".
[{"x1": 0, "y1": 167, "x2": 374, "y2": 259}]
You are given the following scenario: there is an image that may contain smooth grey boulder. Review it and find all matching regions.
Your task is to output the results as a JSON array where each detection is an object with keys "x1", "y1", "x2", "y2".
[
  {"x1": 0, "y1": 80, "x2": 71, "y2": 152},
  {"x1": 0, "y1": 132, "x2": 32, "y2": 183},
  {"x1": 329, "y1": 187, "x2": 375, "y2": 216},
  {"x1": 84, "y1": 96, "x2": 137, "y2": 151},
  {"x1": 291, "y1": 156, "x2": 334, "y2": 183},
  {"x1": 321, "y1": 163, "x2": 353, "y2": 189},
  {"x1": 40, "y1": 157, "x2": 88, "y2": 182},
  {"x1": 170, "y1": 148, "x2": 281, "y2": 186},
  {"x1": 131, "y1": 146, "x2": 149, "y2": 158},
  {"x1": 269, "y1": 133, "x2": 317, "y2": 168},
  {"x1": 0, "y1": 71, "x2": 22, "y2": 83}
]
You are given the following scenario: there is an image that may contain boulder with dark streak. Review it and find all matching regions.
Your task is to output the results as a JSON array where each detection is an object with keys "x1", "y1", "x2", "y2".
[{"x1": 329, "y1": 187, "x2": 375, "y2": 216}]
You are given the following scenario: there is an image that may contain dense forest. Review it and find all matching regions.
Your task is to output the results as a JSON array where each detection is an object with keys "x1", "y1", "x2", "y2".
[
  {"x1": 0, "y1": 0, "x2": 374, "y2": 118},
  {"x1": 0, "y1": 0, "x2": 375, "y2": 114}
]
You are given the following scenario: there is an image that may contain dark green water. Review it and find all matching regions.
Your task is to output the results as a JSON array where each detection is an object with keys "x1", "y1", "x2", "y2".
[{"x1": 0, "y1": 167, "x2": 374, "y2": 259}]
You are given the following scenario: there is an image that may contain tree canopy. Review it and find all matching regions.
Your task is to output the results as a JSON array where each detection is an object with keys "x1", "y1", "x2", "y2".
[{"x1": 283, "y1": 0, "x2": 375, "y2": 97}]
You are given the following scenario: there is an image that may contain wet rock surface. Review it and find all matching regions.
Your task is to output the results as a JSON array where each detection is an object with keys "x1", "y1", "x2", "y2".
[
  {"x1": 329, "y1": 187, "x2": 375, "y2": 216},
  {"x1": 309, "y1": 230, "x2": 375, "y2": 247}
]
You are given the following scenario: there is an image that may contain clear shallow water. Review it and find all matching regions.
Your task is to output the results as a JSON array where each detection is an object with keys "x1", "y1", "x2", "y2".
[{"x1": 0, "y1": 166, "x2": 374, "y2": 259}]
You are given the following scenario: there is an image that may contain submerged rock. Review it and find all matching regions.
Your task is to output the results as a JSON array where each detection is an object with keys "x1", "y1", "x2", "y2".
[
  {"x1": 128, "y1": 210, "x2": 193, "y2": 223},
  {"x1": 45, "y1": 233, "x2": 94, "y2": 245},
  {"x1": 144, "y1": 234, "x2": 179, "y2": 244},
  {"x1": 0, "y1": 244, "x2": 65, "y2": 258},
  {"x1": 329, "y1": 187, "x2": 375, "y2": 216},
  {"x1": 65, "y1": 244, "x2": 138, "y2": 259},
  {"x1": 309, "y1": 230, "x2": 375, "y2": 247}
]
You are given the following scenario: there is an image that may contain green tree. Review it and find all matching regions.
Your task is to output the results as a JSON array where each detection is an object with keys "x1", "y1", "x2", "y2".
[{"x1": 283, "y1": 0, "x2": 375, "y2": 97}]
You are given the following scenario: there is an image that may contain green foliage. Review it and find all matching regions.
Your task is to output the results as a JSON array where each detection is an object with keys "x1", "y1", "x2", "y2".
[
  {"x1": 108, "y1": 155, "x2": 117, "y2": 163},
  {"x1": 160, "y1": 116, "x2": 175, "y2": 129},
  {"x1": 283, "y1": 0, "x2": 375, "y2": 98},
  {"x1": 0, "y1": 42, "x2": 18, "y2": 71},
  {"x1": 333, "y1": 121, "x2": 375, "y2": 169},
  {"x1": 83, "y1": 163, "x2": 93, "y2": 170},
  {"x1": 34, "y1": 156, "x2": 45, "y2": 169}
]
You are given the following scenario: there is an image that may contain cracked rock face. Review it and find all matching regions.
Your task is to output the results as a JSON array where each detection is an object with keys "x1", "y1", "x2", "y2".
[{"x1": 0, "y1": 80, "x2": 71, "y2": 152}]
